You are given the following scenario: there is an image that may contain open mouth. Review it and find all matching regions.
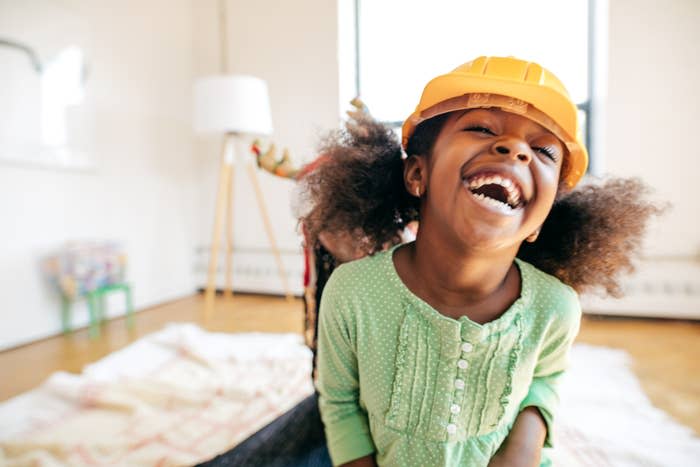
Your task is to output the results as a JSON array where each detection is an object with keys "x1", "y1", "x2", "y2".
[{"x1": 463, "y1": 173, "x2": 524, "y2": 211}]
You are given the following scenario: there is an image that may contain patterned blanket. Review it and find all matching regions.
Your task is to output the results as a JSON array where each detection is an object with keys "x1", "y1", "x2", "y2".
[{"x1": 0, "y1": 324, "x2": 698, "y2": 466}]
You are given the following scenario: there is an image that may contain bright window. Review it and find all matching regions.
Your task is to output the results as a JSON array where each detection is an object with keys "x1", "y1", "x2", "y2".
[{"x1": 355, "y1": 0, "x2": 591, "y2": 132}]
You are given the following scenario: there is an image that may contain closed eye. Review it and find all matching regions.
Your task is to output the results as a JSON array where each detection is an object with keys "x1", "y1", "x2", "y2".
[
  {"x1": 465, "y1": 125, "x2": 495, "y2": 135},
  {"x1": 533, "y1": 145, "x2": 558, "y2": 161}
]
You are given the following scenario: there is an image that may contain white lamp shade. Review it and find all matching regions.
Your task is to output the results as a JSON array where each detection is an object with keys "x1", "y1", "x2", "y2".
[{"x1": 193, "y1": 74, "x2": 273, "y2": 135}]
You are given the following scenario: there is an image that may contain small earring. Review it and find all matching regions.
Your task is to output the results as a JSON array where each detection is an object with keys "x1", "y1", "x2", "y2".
[
  {"x1": 526, "y1": 229, "x2": 540, "y2": 243},
  {"x1": 415, "y1": 187, "x2": 421, "y2": 197}
]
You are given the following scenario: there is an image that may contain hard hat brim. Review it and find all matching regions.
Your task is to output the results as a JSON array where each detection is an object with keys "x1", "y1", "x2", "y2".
[{"x1": 402, "y1": 74, "x2": 588, "y2": 188}]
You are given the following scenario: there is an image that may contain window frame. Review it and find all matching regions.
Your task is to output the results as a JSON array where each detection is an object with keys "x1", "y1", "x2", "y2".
[{"x1": 349, "y1": 0, "x2": 607, "y2": 176}]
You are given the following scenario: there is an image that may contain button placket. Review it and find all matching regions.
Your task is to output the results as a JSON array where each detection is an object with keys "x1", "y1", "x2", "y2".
[
  {"x1": 446, "y1": 339, "x2": 476, "y2": 436},
  {"x1": 452, "y1": 339, "x2": 478, "y2": 435}
]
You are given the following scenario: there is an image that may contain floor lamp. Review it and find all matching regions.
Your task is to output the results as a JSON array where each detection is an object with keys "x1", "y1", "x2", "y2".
[{"x1": 194, "y1": 74, "x2": 293, "y2": 322}]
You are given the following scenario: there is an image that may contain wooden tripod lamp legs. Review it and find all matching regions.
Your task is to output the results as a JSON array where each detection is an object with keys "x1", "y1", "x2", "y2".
[
  {"x1": 203, "y1": 134, "x2": 294, "y2": 323},
  {"x1": 204, "y1": 134, "x2": 234, "y2": 322},
  {"x1": 247, "y1": 162, "x2": 294, "y2": 301},
  {"x1": 224, "y1": 157, "x2": 235, "y2": 300}
]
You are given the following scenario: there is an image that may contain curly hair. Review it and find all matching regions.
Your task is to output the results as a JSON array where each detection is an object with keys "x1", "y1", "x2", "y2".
[
  {"x1": 300, "y1": 114, "x2": 664, "y2": 296},
  {"x1": 517, "y1": 178, "x2": 664, "y2": 296},
  {"x1": 301, "y1": 115, "x2": 419, "y2": 255}
]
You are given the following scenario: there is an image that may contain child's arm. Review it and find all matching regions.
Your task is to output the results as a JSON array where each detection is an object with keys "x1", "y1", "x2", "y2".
[
  {"x1": 517, "y1": 288, "x2": 582, "y2": 451},
  {"x1": 494, "y1": 287, "x2": 582, "y2": 466},
  {"x1": 488, "y1": 406, "x2": 546, "y2": 467},
  {"x1": 339, "y1": 454, "x2": 378, "y2": 467},
  {"x1": 316, "y1": 274, "x2": 376, "y2": 466}
]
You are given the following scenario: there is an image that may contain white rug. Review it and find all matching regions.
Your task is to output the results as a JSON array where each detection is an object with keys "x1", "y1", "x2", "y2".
[
  {"x1": 550, "y1": 344, "x2": 700, "y2": 467},
  {"x1": 0, "y1": 324, "x2": 698, "y2": 466},
  {"x1": 0, "y1": 324, "x2": 314, "y2": 466}
]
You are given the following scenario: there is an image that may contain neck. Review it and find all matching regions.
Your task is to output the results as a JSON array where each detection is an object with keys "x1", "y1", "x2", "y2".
[{"x1": 405, "y1": 230, "x2": 521, "y2": 314}]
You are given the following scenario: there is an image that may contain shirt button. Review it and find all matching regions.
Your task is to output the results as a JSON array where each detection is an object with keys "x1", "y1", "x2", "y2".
[
  {"x1": 461, "y1": 342, "x2": 474, "y2": 353},
  {"x1": 446, "y1": 423, "x2": 457, "y2": 434},
  {"x1": 450, "y1": 404, "x2": 461, "y2": 414},
  {"x1": 454, "y1": 379, "x2": 465, "y2": 390},
  {"x1": 457, "y1": 359, "x2": 468, "y2": 369}
]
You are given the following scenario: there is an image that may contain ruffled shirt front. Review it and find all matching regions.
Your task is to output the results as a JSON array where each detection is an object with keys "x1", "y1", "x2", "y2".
[{"x1": 316, "y1": 244, "x2": 581, "y2": 467}]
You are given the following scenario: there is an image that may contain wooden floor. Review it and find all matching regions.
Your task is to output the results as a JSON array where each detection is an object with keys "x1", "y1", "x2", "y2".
[{"x1": 1, "y1": 294, "x2": 698, "y2": 435}]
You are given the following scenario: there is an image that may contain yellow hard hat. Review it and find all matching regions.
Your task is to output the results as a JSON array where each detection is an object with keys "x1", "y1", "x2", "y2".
[{"x1": 402, "y1": 56, "x2": 588, "y2": 188}]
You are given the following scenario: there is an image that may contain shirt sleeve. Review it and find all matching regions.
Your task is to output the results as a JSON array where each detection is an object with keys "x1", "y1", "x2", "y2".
[
  {"x1": 315, "y1": 270, "x2": 376, "y2": 465},
  {"x1": 518, "y1": 286, "x2": 582, "y2": 448}
]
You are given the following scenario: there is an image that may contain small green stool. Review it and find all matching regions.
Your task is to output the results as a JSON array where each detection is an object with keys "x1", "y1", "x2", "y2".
[{"x1": 61, "y1": 283, "x2": 134, "y2": 338}]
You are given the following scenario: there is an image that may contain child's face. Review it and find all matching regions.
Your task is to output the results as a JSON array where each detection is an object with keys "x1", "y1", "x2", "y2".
[{"x1": 415, "y1": 108, "x2": 565, "y2": 251}]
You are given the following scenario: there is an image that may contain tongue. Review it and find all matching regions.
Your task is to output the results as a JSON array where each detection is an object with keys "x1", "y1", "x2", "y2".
[{"x1": 471, "y1": 184, "x2": 509, "y2": 204}]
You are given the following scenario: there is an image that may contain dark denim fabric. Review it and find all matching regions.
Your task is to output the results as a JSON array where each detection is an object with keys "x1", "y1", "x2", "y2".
[{"x1": 196, "y1": 393, "x2": 331, "y2": 467}]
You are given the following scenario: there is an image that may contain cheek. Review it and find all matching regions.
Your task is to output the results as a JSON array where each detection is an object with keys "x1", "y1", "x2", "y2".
[
  {"x1": 427, "y1": 155, "x2": 461, "y2": 192},
  {"x1": 539, "y1": 159, "x2": 563, "y2": 189},
  {"x1": 531, "y1": 164, "x2": 562, "y2": 214}
]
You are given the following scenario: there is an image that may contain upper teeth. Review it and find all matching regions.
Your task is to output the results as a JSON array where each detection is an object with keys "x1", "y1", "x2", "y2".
[{"x1": 467, "y1": 174, "x2": 522, "y2": 207}]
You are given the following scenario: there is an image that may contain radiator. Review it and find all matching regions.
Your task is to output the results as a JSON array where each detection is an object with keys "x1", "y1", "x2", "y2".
[
  {"x1": 581, "y1": 258, "x2": 700, "y2": 319},
  {"x1": 195, "y1": 246, "x2": 305, "y2": 296},
  {"x1": 195, "y1": 248, "x2": 700, "y2": 319}
]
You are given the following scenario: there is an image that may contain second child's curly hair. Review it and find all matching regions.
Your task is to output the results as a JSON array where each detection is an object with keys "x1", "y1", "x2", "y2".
[
  {"x1": 301, "y1": 115, "x2": 419, "y2": 255},
  {"x1": 300, "y1": 114, "x2": 664, "y2": 296}
]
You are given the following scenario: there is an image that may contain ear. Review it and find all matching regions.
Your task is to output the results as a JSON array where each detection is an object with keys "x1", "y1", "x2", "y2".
[
  {"x1": 525, "y1": 228, "x2": 541, "y2": 243},
  {"x1": 404, "y1": 154, "x2": 428, "y2": 198}
]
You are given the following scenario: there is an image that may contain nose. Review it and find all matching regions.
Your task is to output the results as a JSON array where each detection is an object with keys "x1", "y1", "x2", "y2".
[{"x1": 492, "y1": 139, "x2": 532, "y2": 164}]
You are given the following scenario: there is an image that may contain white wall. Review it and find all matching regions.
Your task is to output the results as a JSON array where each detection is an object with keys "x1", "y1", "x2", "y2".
[
  {"x1": 6, "y1": 0, "x2": 691, "y2": 353},
  {"x1": 606, "y1": 0, "x2": 699, "y2": 256},
  {"x1": 0, "y1": 0, "x2": 343, "y2": 349},
  {"x1": 0, "y1": 0, "x2": 199, "y2": 350},
  {"x1": 192, "y1": 0, "x2": 341, "y2": 293},
  {"x1": 582, "y1": 0, "x2": 700, "y2": 317}
]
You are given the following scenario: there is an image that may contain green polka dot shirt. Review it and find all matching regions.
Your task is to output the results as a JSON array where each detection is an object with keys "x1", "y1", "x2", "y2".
[{"x1": 315, "y1": 244, "x2": 581, "y2": 466}]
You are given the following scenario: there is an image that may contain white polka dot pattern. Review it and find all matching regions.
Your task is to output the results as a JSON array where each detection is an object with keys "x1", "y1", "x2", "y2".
[{"x1": 316, "y1": 243, "x2": 582, "y2": 466}]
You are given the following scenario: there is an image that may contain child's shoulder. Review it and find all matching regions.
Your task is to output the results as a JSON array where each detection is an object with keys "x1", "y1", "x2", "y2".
[
  {"x1": 517, "y1": 258, "x2": 581, "y2": 325},
  {"x1": 330, "y1": 248, "x2": 391, "y2": 281},
  {"x1": 323, "y1": 248, "x2": 393, "y2": 296}
]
